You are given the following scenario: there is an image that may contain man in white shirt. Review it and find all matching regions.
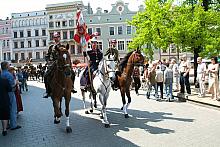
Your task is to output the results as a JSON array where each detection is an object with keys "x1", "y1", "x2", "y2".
[
  {"x1": 179, "y1": 55, "x2": 191, "y2": 94},
  {"x1": 197, "y1": 57, "x2": 206, "y2": 97},
  {"x1": 156, "y1": 66, "x2": 164, "y2": 100},
  {"x1": 171, "y1": 59, "x2": 179, "y2": 92}
]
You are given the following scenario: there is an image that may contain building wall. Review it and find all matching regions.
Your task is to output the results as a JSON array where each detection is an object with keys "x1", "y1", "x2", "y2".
[
  {"x1": 0, "y1": 19, "x2": 12, "y2": 61},
  {"x1": 11, "y1": 10, "x2": 48, "y2": 62}
]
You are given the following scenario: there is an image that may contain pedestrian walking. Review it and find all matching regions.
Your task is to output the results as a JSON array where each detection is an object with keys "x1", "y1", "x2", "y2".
[
  {"x1": 208, "y1": 57, "x2": 219, "y2": 100},
  {"x1": 16, "y1": 68, "x2": 23, "y2": 94},
  {"x1": 197, "y1": 57, "x2": 206, "y2": 97},
  {"x1": 133, "y1": 66, "x2": 141, "y2": 95},
  {"x1": 179, "y1": 55, "x2": 191, "y2": 95},
  {"x1": 171, "y1": 59, "x2": 179, "y2": 92},
  {"x1": 0, "y1": 70, "x2": 12, "y2": 136},
  {"x1": 164, "y1": 64, "x2": 174, "y2": 101},
  {"x1": 146, "y1": 62, "x2": 158, "y2": 99},
  {"x1": 156, "y1": 66, "x2": 164, "y2": 100},
  {"x1": 22, "y1": 68, "x2": 28, "y2": 91},
  {"x1": 1, "y1": 62, "x2": 21, "y2": 130}
]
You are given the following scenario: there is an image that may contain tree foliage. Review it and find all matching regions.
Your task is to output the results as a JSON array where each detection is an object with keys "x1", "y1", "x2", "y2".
[{"x1": 129, "y1": 0, "x2": 220, "y2": 59}]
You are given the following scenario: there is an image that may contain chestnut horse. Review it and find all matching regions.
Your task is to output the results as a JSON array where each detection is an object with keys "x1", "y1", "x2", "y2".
[
  {"x1": 49, "y1": 45, "x2": 73, "y2": 133},
  {"x1": 117, "y1": 49, "x2": 145, "y2": 118}
]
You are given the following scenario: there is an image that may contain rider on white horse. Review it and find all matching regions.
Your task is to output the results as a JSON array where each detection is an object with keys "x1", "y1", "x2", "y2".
[{"x1": 81, "y1": 37, "x2": 103, "y2": 92}]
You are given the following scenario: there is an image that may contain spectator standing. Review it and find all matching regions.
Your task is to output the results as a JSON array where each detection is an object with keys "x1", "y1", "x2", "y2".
[
  {"x1": 133, "y1": 66, "x2": 141, "y2": 95},
  {"x1": 1, "y1": 62, "x2": 21, "y2": 130},
  {"x1": 22, "y1": 69, "x2": 28, "y2": 91},
  {"x1": 156, "y1": 66, "x2": 164, "y2": 100},
  {"x1": 164, "y1": 64, "x2": 174, "y2": 101},
  {"x1": 179, "y1": 55, "x2": 191, "y2": 95},
  {"x1": 208, "y1": 57, "x2": 219, "y2": 100},
  {"x1": 171, "y1": 59, "x2": 179, "y2": 92},
  {"x1": 0, "y1": 70, "x2": 12, "y2": 136},
  {"x1": 9, "y1": 67, "x2": 23, "y2": 113},
  {"x1": 146, "y1": 62, "x2": 158, "y2": 99},
  {"x1": 197, "y1": 57, "x2": 207, "y2": 97},
  {"x1": 16, "y1": 68, "x2": 23, "y2": 94}
]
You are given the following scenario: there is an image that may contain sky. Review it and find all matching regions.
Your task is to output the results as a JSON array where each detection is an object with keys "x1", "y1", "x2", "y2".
[{"x1": 0, "y1": 0, "x2": 144, "y2": 19}]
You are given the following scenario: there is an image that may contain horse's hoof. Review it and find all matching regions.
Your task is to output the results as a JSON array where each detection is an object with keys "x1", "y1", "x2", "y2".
[
  {"x1": 89, "y1": 109, "x2": 93, "y2": 113},
  {"x1": 54, "y1": 119, "x2": 60, "y2": 124},
  {"x1": 94, "y1": 103, "x2": 97, "y2": 108},
  {"x1": 121, "y1": 107, "x2": 123, "y2": 110},
  {"x1": 104, "y1": 124, "x2": 110, "y2": 128},
  {"x1": 125, "y1": 114, "x2": 129, "y2": 118},
  {"x1": 66, "y1": 127, "x2": 72, "y2": 133},
  {"x1": 85, "y1": 110, "x2": 89, "y2": 114}
]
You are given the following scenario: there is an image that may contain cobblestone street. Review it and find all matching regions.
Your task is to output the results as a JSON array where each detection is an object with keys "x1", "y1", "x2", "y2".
[{"x1": 1, "y1": 78, "x2": 220, "y2": 147}]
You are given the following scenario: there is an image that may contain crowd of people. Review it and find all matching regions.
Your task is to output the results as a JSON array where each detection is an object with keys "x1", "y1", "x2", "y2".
[
  {"x1": 133, "y1": 56, "x2": 220, "y2": 102},
  {"x1": 0, "y1": 61, "x2": 30, "y2": 136}
]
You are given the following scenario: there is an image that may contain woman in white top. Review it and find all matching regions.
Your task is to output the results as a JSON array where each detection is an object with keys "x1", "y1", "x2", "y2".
[{"x1": 207, "y1": 57, "x2": 219, "y2": 100}]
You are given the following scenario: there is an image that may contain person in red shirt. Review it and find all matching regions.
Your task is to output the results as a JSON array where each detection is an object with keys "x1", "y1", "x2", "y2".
[{"x1": 133, "y1": 66, "x2": 141, "y2": 95}]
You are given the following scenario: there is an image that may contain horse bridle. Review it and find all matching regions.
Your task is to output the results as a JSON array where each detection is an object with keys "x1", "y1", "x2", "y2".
[{"x1": 104, "y1": 59, "x2": 117, "y2": 78}]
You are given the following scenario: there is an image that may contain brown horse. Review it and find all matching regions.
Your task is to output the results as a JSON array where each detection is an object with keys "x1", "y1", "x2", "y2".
[
  {"x1": 49, "y1": 45, "x2": 73, "y2": 133},
  {"x1": 117, "y1": 49, "x2": 145, "y2": 118}
]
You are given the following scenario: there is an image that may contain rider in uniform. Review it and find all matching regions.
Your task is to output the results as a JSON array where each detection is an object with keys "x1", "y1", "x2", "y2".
[
  {"x1": 43, "y1": 32, "x2": 77, "y2": 98},
  {"x1": 104, "y1": 39, "x2": 119, "y2": 90},
  {"x1": 82, "y1": 37, "x2": 103, "y2": 89}
]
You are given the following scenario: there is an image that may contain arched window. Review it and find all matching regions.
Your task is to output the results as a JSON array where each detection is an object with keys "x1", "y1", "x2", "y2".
[
  {"x1": 30, "y1": 19, "x2": 33, "y2": 26},
  {"x1": 19, "y1": 20, "x2": 22, "y2": 27},
  {"x1": 22, "y1": 20, "x2": 25, "y2": 26},
  {"x1": 37, "y1": 19, "x2": 40, "y2": 25},
  {"x1": 26, "y1": 19, "x2": 29, "y2": 26},
  {"x1": 16, "y1": 21, "x2": 19, "y2": 27}
]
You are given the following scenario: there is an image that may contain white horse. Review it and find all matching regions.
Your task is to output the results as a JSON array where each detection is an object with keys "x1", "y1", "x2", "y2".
[{"x1": 80, "y1": 55, "x2": 116, "y2": 127}]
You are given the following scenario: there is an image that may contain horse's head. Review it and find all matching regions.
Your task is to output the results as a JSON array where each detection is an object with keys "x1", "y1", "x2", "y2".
[
  {"x1": 55, "y1": 44, "x2": 72, "y2": 77},
  {"x1": 105, "y1": 56, "x2": 117, "y2": 81},
  {"x1": 128, "y1": 48, "x2": 145, "y2": 66}
]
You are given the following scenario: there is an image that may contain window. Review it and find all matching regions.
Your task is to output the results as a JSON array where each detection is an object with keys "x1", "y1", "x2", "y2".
[
  {"x1": 35, "y1": 30, "x2": 39, "y2": 36},
  {"x1": 14, "y1": 32, "x2": 17, "y2": 38},
  {"x1": 28, "y1": 52, "x2": 32, "y2": 59},
  {"x1": 2, "y1": 40, "x2": 5, "y2": 47},
  {"x1": 162, "y1": 49, "x2": 167, "y2": 53},
  {"x1": 69, "y1": 20, "x2": 74, "y2": 26},
  {"x1": 20, "y1": 31, "x2": 24, "y2": 38},
  {"x1": 71, "y1": 45, "x2": 75, "y2": 54},
  {"x1": 27, "y1": 31, "x2": 31, "y2": 37},
  {"x1": 97, "y1": 41, "x2": 102, "y2": 50},
  {"x1": 126, "y1": 41, "x2": 132, "y2": 49},
  {"x1": 35, "y1": 40, "x2": 39, "y2": 47},
  {"x1": 36, "y1": 52, "x2": 40, "y2": 59},
  {"x1": 70, "y1": 31, "x2": 74, "y2": 39},
  {"x1": 96, "y1": 28, "x2": 101, "y2": 36},
  {"x1": 49, "y1": 15, "x2": 53, "y2": 19},
  {"x1": 43, "y1": 40, "x2": 46, "y2": 46},
  {"x1": 7, "y1": 52, "x2": 11, "y2": 60},
  {"x1": 43, "y1": 51, "x2": 47, "y2": 58},
  {"x1": 15, "y1": 53, "x2": 18, "y2": 61},
  {"x1": 118, "y1": 41, "x2": 125, "y2": 50},
  {"x1": 42, "y1": 29, "x2": 46, "y2": 36},
  {"x1": 63, "y1": 31, "x2": 67, "y2": 39},
  {"x1": 7, "y1": 40, "x2": 9, "y2": 46},
  {"x1": 88, "y1": 28, "x2": 92, "y2": 35},
  {"x1": 4, "y1": 53, "x2": 6, "y2": 60},
  {"x1": 21, "y1": 53, "x2": 25, "y2": 60},
  {"x1": 28, "y1": 41, "x2": 32, "y2": 48},
  {"x1": 50, "y1": 33, "x2": 53, "y2": 40},
  {"x1": 49, "y1": 22, "x2": 54, "y2": 28},
  {"x1": 109, "y1": 27, "x2": 114, "y2": 35},
  {"x1": 55, "y1": 21, "x2": 60, "y2": 27},
  {"x1": 20, "y1": 41, "x2": 24, "y2": 48},
  {"x1": 118, "y1": 26, "x2": 123, "y2": 35},
  {"x1": 77, "y1": 45, "x2": 82, "y2": 55},
  {"x1": 14, "y1": 42, "x2": 18, "y2": 48},
  {"x1": 127, "y1": 26, "x2": 131, "y2": 35},
  {"x1": 62, "y1": 21, "x2": 67, "y2": 27}
]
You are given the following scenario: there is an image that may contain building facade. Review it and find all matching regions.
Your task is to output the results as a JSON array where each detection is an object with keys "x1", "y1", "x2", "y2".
[
  {"x1": 0, "y1": 18, "x2": 12, "y2": 62},
  {"x1": 46, "y1": 1, "x2": 85, "y2": 61},
  {"x1": 11, "y1": 10, "x2": 48, "y2": 62},
  {"x1": 84, "y1": 0, "x2": 144, "y2": 59}
]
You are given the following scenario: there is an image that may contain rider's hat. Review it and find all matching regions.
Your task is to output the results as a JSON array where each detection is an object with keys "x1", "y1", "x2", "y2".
[
  {"x1": 53, "y1": 32, "x2": 60, "y2": 38},
  {"x1": 111, "y1": 39, "x2": 117, "y2": 44}
]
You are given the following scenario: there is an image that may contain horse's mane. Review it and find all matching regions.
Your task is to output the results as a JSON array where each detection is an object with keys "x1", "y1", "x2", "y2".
[{"x1": 119, "y1": 51, "x2": 133, "y2": 72}]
